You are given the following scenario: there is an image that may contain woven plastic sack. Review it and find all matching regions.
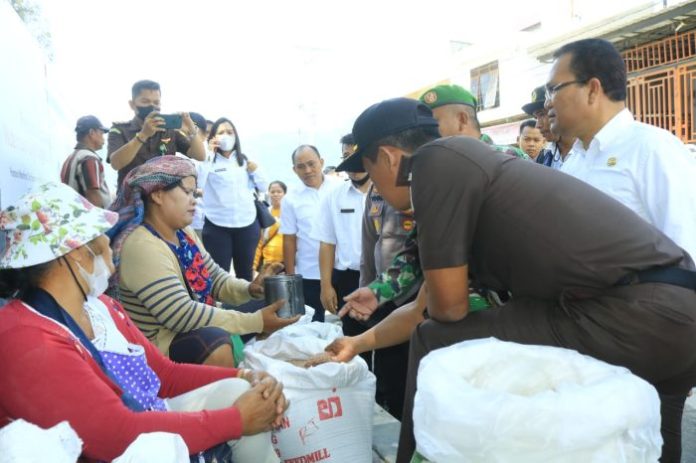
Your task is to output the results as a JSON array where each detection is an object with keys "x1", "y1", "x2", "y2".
[
  {"x1": 244, "y1": 322, "x2": 376, "y2": 462},
  {"x1": 414, "y1": 337, "x2": 662, "y2": 463}
]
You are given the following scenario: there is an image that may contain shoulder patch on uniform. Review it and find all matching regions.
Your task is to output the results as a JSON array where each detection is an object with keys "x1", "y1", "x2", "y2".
[{"x1": 109, "y1": 127, "x2": 122, "y2": 134}]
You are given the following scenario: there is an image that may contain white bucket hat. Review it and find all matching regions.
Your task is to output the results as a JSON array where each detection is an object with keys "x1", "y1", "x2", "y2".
[{"x1": 0, "y1": 182, "x2": 118, "y2": 269}]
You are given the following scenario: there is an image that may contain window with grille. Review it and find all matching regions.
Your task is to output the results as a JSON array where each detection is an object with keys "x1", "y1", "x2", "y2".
[{"x1": 470, "y1": 61, "x2": 500, "y2": 111}]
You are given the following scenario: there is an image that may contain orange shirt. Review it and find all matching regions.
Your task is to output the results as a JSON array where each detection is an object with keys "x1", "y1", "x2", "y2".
[{"x1": 254, "y1": 206, "x2": 283, "y2": 269}]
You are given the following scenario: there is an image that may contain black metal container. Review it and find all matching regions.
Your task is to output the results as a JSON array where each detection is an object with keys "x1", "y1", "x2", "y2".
[{"x1": 264, "y1": 274, "x2": 305, "y2": 318}]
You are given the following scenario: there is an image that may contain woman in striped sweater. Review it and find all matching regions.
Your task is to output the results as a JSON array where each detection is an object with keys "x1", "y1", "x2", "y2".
[{"x1": 110, "y1": 157, "x2": 299, "y2": 367}]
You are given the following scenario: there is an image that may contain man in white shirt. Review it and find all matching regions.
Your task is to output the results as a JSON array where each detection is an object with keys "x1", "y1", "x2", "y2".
[
  {"x1": 280, "y1": 145, "x2": 340, "y2": 321},
  {"x1": 546, "y1": 38, "x2": 696, "y2": 463},
  {"x1": 313, "y1": 134, "x2": 371, "y2": 348},
  {"x1": 546, "y1": 38, "x2": 696, "y2": 260}
]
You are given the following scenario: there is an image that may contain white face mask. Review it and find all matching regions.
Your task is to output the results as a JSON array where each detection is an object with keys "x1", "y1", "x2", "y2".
[
  {"x1": 218, "y1": 134, "x2": 236, "y2": 152},
  {"x1": 76, "y1": 247, "x2": 112, "y2": 298}
]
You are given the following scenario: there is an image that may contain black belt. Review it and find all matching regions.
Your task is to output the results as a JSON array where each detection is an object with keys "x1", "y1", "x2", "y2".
[{"x1": 616, "y1": 267, "x2": 696, "y2": 291}]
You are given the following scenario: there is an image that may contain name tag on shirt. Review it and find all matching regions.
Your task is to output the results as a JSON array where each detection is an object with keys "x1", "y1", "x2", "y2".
[
  {"x1": 340, "y1": 208, "x2": 355, "y2": 213},
  {"x1": 214, "y1": 168, "x2": 227, "y2": 173}
]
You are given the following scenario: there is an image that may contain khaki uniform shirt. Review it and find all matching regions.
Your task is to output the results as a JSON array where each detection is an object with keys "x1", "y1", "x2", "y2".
[{"x1": 107, "y1": 118, "x2": 191, "y2": 190}]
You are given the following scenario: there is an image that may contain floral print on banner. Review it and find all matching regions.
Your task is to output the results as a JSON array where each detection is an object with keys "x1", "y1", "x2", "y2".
[{"x1": 0, "y1": 182, "x2": 118, "y2": 268}]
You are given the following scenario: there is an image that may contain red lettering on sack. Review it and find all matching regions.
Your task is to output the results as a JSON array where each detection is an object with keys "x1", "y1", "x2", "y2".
[
  {"x1": 278, "y1": 416, "x2": 291, "y2": 429},
  {"x1": 283, "y1": 448, "x2": 331, "y2": 463},
  {"x1": 317, "y1": 395, "x2": 342, "y2": 421}
]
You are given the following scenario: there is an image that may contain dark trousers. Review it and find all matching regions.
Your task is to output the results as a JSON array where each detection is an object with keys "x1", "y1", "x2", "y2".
[
  {"x1": 202, "y1": 218, "x2": 260, "y2": 281},
  {"x1": 332, "y1": 269, "x2": 372, "y2": 365},
  {"x1": 303, "y1": 279, "x2": 323, "y2": 322},
  {"x1": 396, "y1": 283, "x2": 696, "y2": 463},
  {"x1": 374, "y1": 341, "x2": 409, "y2": 420}
]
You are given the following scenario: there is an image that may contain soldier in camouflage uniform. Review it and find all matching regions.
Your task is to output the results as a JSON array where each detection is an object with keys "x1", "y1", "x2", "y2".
[{"x1": 355, "y1": 184, "x2": 416, "y2": 418}]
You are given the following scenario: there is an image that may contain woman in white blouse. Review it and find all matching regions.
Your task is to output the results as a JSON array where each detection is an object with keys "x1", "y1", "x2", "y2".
[{"x1": 199, "y1": 118, "x2": 267, "y2": 280}]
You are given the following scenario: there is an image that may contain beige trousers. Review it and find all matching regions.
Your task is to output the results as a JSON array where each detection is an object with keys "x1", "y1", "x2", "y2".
[{"x1": 166, "y1": 378, "x2": 279, "y2": 463}]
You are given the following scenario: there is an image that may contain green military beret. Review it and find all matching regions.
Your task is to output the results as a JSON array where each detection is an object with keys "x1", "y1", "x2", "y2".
[{"x1": 419, "y1": 84, "x2": 477, "y2": 109}]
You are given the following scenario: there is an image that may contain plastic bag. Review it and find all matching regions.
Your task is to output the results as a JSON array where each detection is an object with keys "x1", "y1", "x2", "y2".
[
  {"x1": 113, "y1": 432, "x2": 189, "y2": 462},
  {"x1": 414, "y1": 337, "x2": 662, "y2": 463},
  {"x1": 0, "y1": 420, "x2": 81, "y2": 463},
  {"x1": 244, "y1": 322, "x2": 376, "y2": 462}
]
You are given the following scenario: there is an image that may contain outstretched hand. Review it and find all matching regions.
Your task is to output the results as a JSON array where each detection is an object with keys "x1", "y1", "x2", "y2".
[
  {"x1": 337, "y1": 287, "x2": 378, "y2": 321},
  {"x1": 260, "y1": 299, "x2": 301, "y2": 334}
]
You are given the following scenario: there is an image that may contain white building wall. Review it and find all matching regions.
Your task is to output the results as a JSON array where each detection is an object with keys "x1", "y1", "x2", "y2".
[{"x1": 438, "y1": 0, "x2": 686, "y2": 144}]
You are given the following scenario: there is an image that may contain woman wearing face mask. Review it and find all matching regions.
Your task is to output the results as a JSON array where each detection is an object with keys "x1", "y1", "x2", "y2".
[
  {"x1": 0, "y1": 182, "x2": 285, "y2": 463},
  {"x1": 253, "y1": 181, "x2": 286, "y2": 272},
  {"x1": 199, "y1": 118, "x2": 267, "y2": 280},
  {"x1": 110, "y1": 157, "x2": 298, "y2": 368}
]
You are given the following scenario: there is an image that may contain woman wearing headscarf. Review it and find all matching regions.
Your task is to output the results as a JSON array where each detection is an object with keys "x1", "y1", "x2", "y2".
[
  {"x1": 199, "y1": 118, "x2": 267, "y2": 280},
  {"x1": 110, "y1": 156, "x2": 297, "y2": 367},
  {"x1": 0, "y1": 182, "x2": 284, "y2": 462}
]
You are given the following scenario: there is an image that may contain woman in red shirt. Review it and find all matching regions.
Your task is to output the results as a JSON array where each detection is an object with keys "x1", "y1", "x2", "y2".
[{"x1": 0, "y1": 182, "x2": 284, "y2": 462}]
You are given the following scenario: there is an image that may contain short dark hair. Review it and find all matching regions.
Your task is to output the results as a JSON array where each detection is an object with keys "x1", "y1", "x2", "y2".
[
  {"x1": 519, "y1": 119, "x2": 537, "y2": 134},
  {"x1": 291, "y1": 144, "x2": 321, "y2": 164},
  {"x1": 208, "y1": 117, "x2": 246, "y2": 167},
  {"x1": 269, "y1": 180, "x2": 287, "y2": 193},
  {"x1": 340, "y1": 133, "x2": 355, "y2": 145},
  {"x1": 553, "y1": 38, "x2": 626, "y2": 102},
  {"x1": 362, "y1": 127, "x2": 439, "y2": 164},
  {"x1": 76, "y1": 129, "x2": 90, "y2": 142},
  {"x1": 0, "y1": 261, "x2": 54, "y2": 298},
  {"x1": 131, "y1": 80, "x2": 161, "y2": 100}
]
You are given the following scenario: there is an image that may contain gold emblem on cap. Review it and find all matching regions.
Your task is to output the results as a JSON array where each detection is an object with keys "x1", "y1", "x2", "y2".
[
  {"x1": 423, "y1": 91, "x2": 437, "y2": 104},
  {"x1": 607, "y1": 157, "x2": 617, "y2": 167}
]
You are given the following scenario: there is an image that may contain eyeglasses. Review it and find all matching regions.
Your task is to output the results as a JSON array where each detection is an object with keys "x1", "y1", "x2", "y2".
[
  {"x1": 177, "y1": 184, "x2": 202, "y2": 199},
  {"x1": 545, "y1": 80, "x2": 587, "y2": 100}
]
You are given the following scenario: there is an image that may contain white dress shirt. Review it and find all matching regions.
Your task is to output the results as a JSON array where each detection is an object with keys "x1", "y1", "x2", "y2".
[
  {"x1": 279, "y1": 176, "x2": 342, "y2": 279},
  {"x1": 562, "y1": 109, "x2": 696, "y2": 259},
  {"x1": 312, "y1": 180, "x2": 367, "y2": 271},
  {"x1": 189, "y1": 149, "x2": 214, "y2": 230},
  {"x1": 198, "y1": 151, "x2": 267, "y2": 228},
  {"x1": 547, "y1": 141, "x2": 571, "y2": 170}
]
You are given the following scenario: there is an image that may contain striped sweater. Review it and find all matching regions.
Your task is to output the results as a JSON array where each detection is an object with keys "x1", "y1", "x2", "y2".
[{"x1": 119, "y1": 226, "x2": 263, "y2": 355}]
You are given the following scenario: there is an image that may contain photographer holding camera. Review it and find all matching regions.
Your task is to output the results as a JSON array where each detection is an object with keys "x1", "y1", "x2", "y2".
[{"x1": 107, "y1": 79, "x2": 206, "y2": 192}]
